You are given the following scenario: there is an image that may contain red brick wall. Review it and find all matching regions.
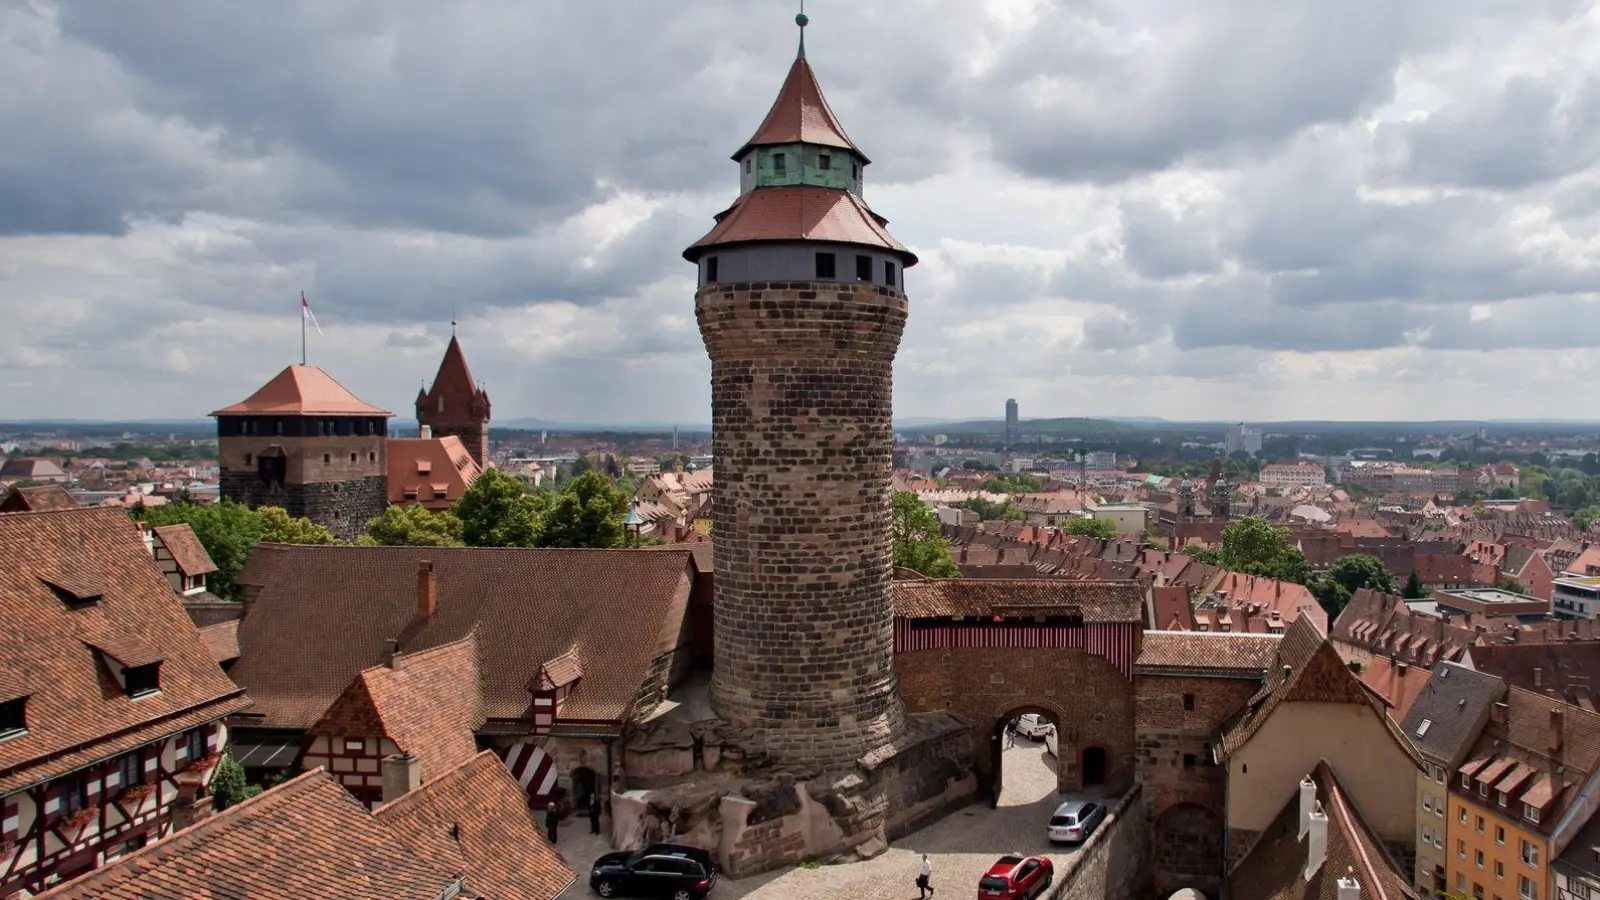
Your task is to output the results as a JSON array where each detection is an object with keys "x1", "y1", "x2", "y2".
[{"x1": 896, "y1": 646, "x2": 1134, "y2": 793}]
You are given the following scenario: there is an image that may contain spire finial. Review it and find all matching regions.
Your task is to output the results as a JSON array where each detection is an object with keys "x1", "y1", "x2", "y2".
[
  {"x1": 451, "y1": 302, "x2": 457, "y2": 336},
  {"x1": 796, "y1": 1, "x2": 808, "y2": 58}
]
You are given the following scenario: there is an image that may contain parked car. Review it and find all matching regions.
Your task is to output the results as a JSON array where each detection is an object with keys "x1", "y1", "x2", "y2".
[
  {"x1": 1016, "y1": 713, "x2": 1055, "y2": 740},
  {"x1": 590, "y1": 843, "x2": 717, "y2": 899},
  {"x1": 978, "y1": 854, "x2": 1054, "y2": 899},
  {"x1": 1046, "y1": 800, "x2": 1107, "y2": 844}
]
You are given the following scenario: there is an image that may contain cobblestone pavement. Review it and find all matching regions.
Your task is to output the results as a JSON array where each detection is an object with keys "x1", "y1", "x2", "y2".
[{"x1": 556, "y1": 739, "x2": 1102, "y2": 899}]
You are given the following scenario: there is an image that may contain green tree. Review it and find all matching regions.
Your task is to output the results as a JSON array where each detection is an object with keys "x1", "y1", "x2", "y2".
[
  {"x1": 570, "y1": 455, "x2": 595, "y2": 477},
  {"x1": 1064, "y1": 517, "x2": 1118, "y2": 540},
  {"x1": 951, "y1": 497, "x2": 1024, "y2": 521},
  {"x1": 254, "y1": 506, "x2": 337, "y2": 545},
  {"x1": 979, "y1": 474, "x2": 1043, "y2": 494},
  {"x1": 1574, "y1": 506, "x2": 1600, "y2": 532},
  {"x1": 1402, "y1": 570, "x2": 1425, "y2": 599},
  {"x1": 1326, "y1": 554, "x2": 1396, "y2": 596},
  {"x1": 209, "y1": 750, "x2": 261, "y2": 811},
  {"x1": 1181, "y1": 516, "x2": 1310, "y2": 584},
  {"x1": 359, "y1": 504, "x2": 465, "y2": 547},
  {"x1": 453, "y1": 468, "x2": 544, "y2": 547},
  {"x1": 891, "y1": 492, "x2": 960, "y2": 578},
  {"x1": 538, "y1": 472, "x2": 630, "y2": 548},
  {"x1": 1498, "y1": 575, "x2": 1528, "y2": 594},
  {"x1": 135, "y1": 500, "x2": 264, "y2": 600}
]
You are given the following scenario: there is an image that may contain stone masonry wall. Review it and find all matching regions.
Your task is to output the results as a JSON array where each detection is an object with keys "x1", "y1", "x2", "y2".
[
  {"x1": 1044, "y1": 783, "x2": 1153, "y2": 900},
  {"x1": 219, "y1": 472, "x2": 387, "y2": 542},
  {"x1": 1134, "y1": 673, "x2": 1259, "y2": 899},
  {"x1": 896, "y1": 646, "x2": 1135, "y2": 794},
  {"x1": 697, "y1": 280, "x2": 909, "y2": 767}
]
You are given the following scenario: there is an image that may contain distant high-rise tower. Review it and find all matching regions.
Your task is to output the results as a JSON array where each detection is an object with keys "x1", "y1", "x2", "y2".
[
  {"x1": 416, "y1": 331, "x2": 491, "y2": 469},
  {"x1": 213, "y1": 366, "x2": 391, "y2": 541},
  {"x1": 1005, "y1": 398, "x2": 1019, "y2": 445},
  {"x1": 684, "y1": 13, "x2": 915, "y2": 765}
]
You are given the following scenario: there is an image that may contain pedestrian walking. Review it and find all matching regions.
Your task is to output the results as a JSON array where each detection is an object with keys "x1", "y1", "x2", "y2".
[
  {"x1": 1004, "y1": 718, "x2": 1018, "y2": 749},
  {"x1": 916, "y1": 854, "x2": 935, "y2": 898},
  {"x1": 588, "y1": 792, "x2": 603, "y2": 836},
  {"x1": 545, "y1": 801, "x2": 559, "y2": 844}
]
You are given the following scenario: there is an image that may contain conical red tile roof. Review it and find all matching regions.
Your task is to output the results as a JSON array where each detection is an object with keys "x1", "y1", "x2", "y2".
[
  {"x1": 428, "y1": 336, "x2": 476, "y2": 399},
  {"x1": 212, "y1": 365, "x2": 392, "y2": 417},
  {"x1": 685, "y1": 187, "x2": 915, "y2": 263},
  {"x1": 734, "y1": 55, "x2": 865, "y2": 162}
]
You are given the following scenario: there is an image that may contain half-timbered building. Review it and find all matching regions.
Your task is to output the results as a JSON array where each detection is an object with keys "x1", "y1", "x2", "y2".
[
  {"x1": 33, "y1": 752, "x2": 575, "y2": 900},
  {"x1": 0, "y1": 507, "x2": 250, "y2": 898},
  {"x1": 226, "y1": 544, "x2": 696, "y2": 814}
]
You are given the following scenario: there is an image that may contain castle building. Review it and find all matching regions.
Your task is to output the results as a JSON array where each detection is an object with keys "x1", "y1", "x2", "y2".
[
  {"x1": 683, "y1": 14, "x2": 917, "y2": 765},
  {"x1": 416, "y1": 331, "x2": 491, "y2": 469},
  {"x1": 212, "y1": 365, "x2": 391, "y2": 542}
]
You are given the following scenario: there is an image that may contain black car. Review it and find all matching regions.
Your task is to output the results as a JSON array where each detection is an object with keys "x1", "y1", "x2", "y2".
[{"x1": 590, "y1": 843, "x2": 717, "y2": 900}]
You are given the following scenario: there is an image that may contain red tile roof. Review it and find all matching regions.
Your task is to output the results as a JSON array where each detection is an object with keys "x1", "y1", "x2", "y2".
[
  {"x1": 152, "y1": 523, "x2": 218, "y2": 576},
  {"x1": 1359, "y1": 656, "x2": 1433, "y2": 721},
  {"x1": 1227, "y1": 760, "x2": 1417, "y2": 900},
  {"x1": 1134, "y1": 631, "x2": 1282, "y2": 677},
  {"x1": 387, "y1": 436, "x2": 483, "y2": 510},
  {"x1": 735, "y1": 53, "x2": 863, "y2": 161},
  {"x1": 893, "y1": 578, "x2": 1143, "y2": 622},
  {"x1": 198, "y1": 619, "x2": 240, "y2": 665},
  {"x1": 229, "y1": 546, "x2": 694, "y2": 729},
  {"x1": 212, "y1": 364, "x2": 393, "y2": 417},
  {"x1": 1219, "y1": 617, "x2": 1420, "y2": 765},
  {"x1": 686, "y1": 186, "x2": 916, "y2": 262},
  {"x1": 375, "y1": 751, "x2": 577, "y2": 900},
  {"x1": 309, "y1": 637, "x2": 484, "y2": 782},
  {"x1": 35, "y1": 768, "x2": 480, "y2": 900},
  {"x1": 0, "y1": 507, "x2": 250, "y2": 794},
  {"x1": 0, "y1": 483, "x2": 78, "y2": 513}
]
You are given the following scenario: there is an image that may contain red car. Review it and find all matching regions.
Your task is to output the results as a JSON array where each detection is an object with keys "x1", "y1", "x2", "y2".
[{"x1": 977, "y1": 854, "x2": 1053, "y2": 900}]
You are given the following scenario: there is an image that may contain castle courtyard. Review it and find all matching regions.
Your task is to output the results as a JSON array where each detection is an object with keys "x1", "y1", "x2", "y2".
[{"x1": 558, "y1": 741, "x2": 1103, "y2": 899}]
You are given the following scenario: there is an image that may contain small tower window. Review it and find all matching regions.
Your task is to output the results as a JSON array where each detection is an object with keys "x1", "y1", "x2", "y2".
[
  {"x1": 707, "y1": 256, "x2": 719, "y2": 283},
  {"x1": 350, "y1": 452, "x2": 358, "y2": 463},
  {"x1": 244, "y1": 453, "x2": 252, "y2": 466},
  {"x1": 323, "y1": 453, "x2": 331, "y2": 465},
  {"x1": 438, "y1": 396, "x2": 445, "y2": 413},
  {"x1": 852, "y1": 162, "x2": 859, "y2": 179},
  {"x1": 819, "y1": 153, "x2": 831, "y2": 170},
  {"x1": 884, "y1": 261, "x2": 897, "y2": 287},
  {"x1": 856, "y1": 255, "x2": 872, "y2": 281},
  {"x1": 744, "y1": 158, "x2": 751, "y2": 174},
  {"x1": 815, "y1": 253, "x2": 836, "y2": 279},
  {"x1": 773, "y1": 153, "x2": 786, "y2": 174}
]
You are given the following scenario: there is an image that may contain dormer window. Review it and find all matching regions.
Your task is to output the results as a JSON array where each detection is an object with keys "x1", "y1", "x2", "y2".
[
  {"x1": 1498, "y1": 791, "x2": 1509, "y2": 808},
  {"x1": 856, "y1": 255, "x2": 872, "y2": 281},
  {"x1": 1525, "y1": 803, "x2": 1540, "y2": 824},
  {"x1": 124, "y1": 663, "x2": 161, "y2": 698},
  {"x1": 1462, "y1": 773, "x2": 1471, "y2": 789},
  {"x1": 44, "y1": 578, "x2": 102, "y2": 610},
  {"x1": 0, "y1": 696, "x2": 27, "y2": 739},
  {"x1": 1478, "y1": 780, "x2": 1488, "y2": 798}
]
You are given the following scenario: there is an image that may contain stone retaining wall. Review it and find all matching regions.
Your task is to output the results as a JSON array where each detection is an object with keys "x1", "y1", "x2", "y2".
[{"x1": 1044, "y1": 783, "x2": 1153, "y2": 900}]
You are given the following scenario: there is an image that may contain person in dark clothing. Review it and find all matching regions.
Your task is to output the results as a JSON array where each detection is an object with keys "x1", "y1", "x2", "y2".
[
  {"x1": 588, "y1": 793, "x2": 603, "y2": 836},
  {"x1": 545, "y1": 801, "x2": 559, "y2": 843}
]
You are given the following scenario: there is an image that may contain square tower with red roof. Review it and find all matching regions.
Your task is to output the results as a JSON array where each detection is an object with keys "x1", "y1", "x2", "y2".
[{"x1": 213, "y1": 365, "x2": 392, "y2": 541}]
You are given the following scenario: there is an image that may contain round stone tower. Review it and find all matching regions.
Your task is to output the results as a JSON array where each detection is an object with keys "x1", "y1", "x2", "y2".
[{"x1": 684, "y1": 15, "x2": 917, "y2": 767}]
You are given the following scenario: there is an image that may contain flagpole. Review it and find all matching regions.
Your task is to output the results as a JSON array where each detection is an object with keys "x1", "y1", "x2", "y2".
[{"x1": 301, "y1": 292, "x2": 307, "y2": 365}]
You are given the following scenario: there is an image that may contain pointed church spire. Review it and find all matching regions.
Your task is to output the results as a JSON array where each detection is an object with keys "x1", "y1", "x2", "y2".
[{"x1": 796, "y1": 3, "x2": 807, "y2": 59}]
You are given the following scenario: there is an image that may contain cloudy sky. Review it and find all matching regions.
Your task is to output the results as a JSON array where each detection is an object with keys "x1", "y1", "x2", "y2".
[{"x1": 5, "y1": 0, "x2": 1600, "y2": 424}]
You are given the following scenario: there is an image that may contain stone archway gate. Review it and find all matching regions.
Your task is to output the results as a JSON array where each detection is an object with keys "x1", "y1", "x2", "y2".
[{"x1": 891, "y1": 579, "x2": 1145, "y2": 794}]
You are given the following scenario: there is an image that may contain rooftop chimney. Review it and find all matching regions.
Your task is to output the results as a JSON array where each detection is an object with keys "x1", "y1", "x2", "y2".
[
  {"x1": 1304, "y1": 804, "x2": 1329, "y2": 880},
  {"x1": 419, "y1": 424, "x2": 433, "y2": 439},
  {"x1": 381, "y1": 752, "x2": 422, "y2": 803},
  {"x1": 1535, "y1": 667, "x2": 1543, "y2": 688},
  {"x1": 1298, "y1": 776, "x2": 1317, "y2": 839},
  {"x1": 1397, "y1": 661, "x2": 1409, "y2": 676},
  {"x1": 1337, "y1": 874, "x2": 1361, "y2": 900},
  {"x1": 417, "y1": 560, "x2": 437, "y2": 620},
  {"x1": 1491, "y1": 701, "x2": 1508, "y2": 726},
  {"x1": 1551, "y1": 708, "x2": 1565, "y2": 755}
]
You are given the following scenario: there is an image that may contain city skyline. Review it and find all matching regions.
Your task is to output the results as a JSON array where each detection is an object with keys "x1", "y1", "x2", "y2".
[{"x1": 5, "y1": 1, "x2": 1600, "y2": 422}]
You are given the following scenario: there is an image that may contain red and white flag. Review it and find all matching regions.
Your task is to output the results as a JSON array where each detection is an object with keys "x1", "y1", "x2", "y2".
[{"x1": 301, "y1": 291, "x2": 323, "y2": 335}]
